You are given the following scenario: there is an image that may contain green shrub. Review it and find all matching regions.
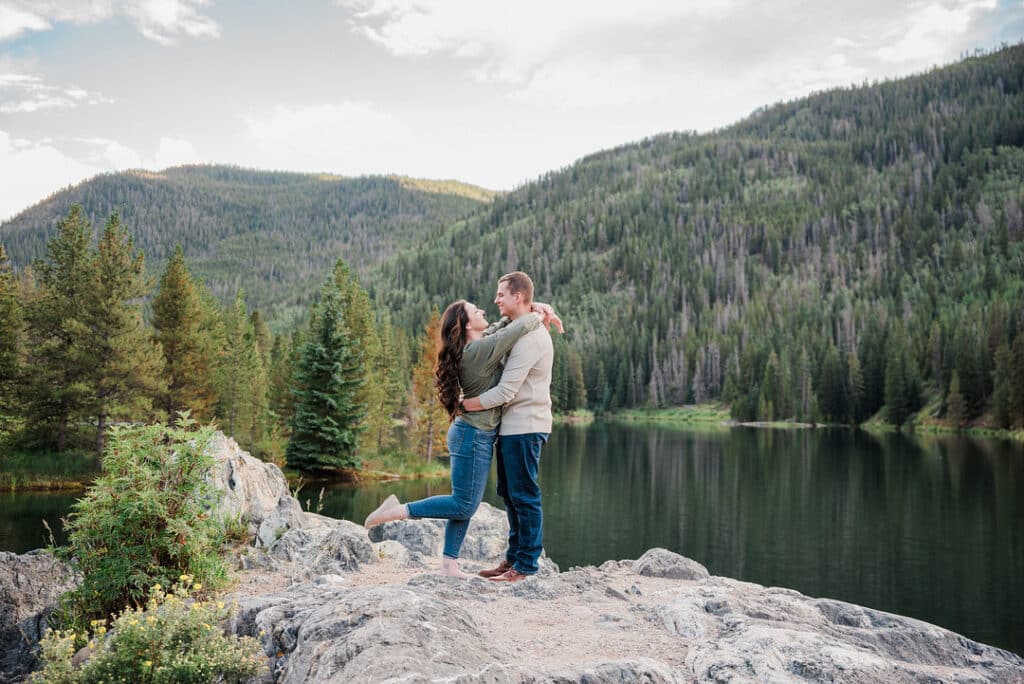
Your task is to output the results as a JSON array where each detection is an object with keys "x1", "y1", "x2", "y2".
[
  {"x1": 32, "y1": 578, "x2": 265, "y2": 684},
  {"x1": 54, "y1": 416, "x2": 229, "y2": 631}
]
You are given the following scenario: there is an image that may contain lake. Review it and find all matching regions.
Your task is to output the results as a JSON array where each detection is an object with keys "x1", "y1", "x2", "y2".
[{"x1": 2, "y1": 422, "x2": 1022, "y2": 655}]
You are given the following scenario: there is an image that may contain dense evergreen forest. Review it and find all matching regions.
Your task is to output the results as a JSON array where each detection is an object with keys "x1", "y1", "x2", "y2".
[
  {"x1": 0, "y1": 168, "x2": 493, "y2": 326},
  {"x1": 1, "y1": 44, "x2": 1023, "y2": 458},
  {"x1": 373, "y1": 44, "x2": 1024, "y2": 428}
]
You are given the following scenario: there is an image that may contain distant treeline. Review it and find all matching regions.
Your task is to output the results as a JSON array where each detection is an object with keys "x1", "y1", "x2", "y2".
[
  {"x1": 0, "y1": 206, "x2": 454, "y2": 469},
  {"x1": 370, "y1": 44, "x2": 1024, "y2": 428},
  {"x1": 3, "y1": 46, "x2": 1024, "y2": 434},
  {"x1": 0, "y1": 168, "x2": 490, "y2": 327}
]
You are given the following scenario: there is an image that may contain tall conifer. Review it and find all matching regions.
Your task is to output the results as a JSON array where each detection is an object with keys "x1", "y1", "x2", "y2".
[
  {"x1": 0, "y1": 245, "x2": 20, "y2": 426},
  {"x1": 152, "y1": 246, "x2": 215, "y2": 420},
  {"x1": 408, "y1": 312, "x2": 447, "y2": 462},
  {"x1": 22, "y1": 205, "x2": 95, "y2": 451},
  {"x1": 286, "y1": 282, "x2": 365, "y2": 472},
  {"x1": 83, "y1": 212, "x2": 165, "y2": 453}
]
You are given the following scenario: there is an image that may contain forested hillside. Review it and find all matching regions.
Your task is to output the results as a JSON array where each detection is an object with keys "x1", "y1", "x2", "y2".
[
  {"x1": 374, "y1": 45, "x2": 1024, "y2": 426},
  {"x1": 0, "y1": 167, "x2": 493, "y2": 324}
]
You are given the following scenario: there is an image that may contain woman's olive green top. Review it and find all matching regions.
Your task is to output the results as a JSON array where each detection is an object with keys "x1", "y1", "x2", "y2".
[{"x1": 459, "y1": 313, "x2": 543, "y2": 431}]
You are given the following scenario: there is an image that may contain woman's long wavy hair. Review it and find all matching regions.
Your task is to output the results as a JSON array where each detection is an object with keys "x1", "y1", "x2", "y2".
[{"x1": 435, "y1": 300, "x2": 470, "y2": 420}]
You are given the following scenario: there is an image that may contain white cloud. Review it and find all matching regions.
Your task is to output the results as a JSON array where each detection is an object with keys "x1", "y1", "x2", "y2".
[
  {"x1": 150, "y1": 136, "x2": 202, "y2": 167},
  {"x1": 241, "y1": 102, "x2": 415, "y2": 175},
  {"x1": 0, "y1": 129, "x2": 101, "y2": 220},
  {"x1": 336, "y1": 0, "x2": 736, "y2": 84},
  {"x1": 0, "y1": 0, "x2": 219, "y2": 44},
  {"x1": 0, "y1": 4, "x2": 50, "y2": 40},
  {"x1": 778, "y1": 53, "x2": 869, "y2": 98},
  {"x1": 508, "y1": 55, "x2": 683, "y2": 111},
  {"x1": 876, "y1": 0, "x2": 998, "y2": 63},
  {"x1": 76, "y1": 134, "x2": 203, "y2": 169},
  {"x1": 0, "y1": 71, "x2": 113, "y2": 113}
]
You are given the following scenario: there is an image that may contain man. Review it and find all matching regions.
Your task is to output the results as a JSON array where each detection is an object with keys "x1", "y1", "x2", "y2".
[{"x1": 462, "y1": 271, "x2": 556, "y2": 583}]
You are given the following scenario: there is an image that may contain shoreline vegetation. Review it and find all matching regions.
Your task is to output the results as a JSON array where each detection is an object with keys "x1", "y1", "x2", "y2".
[{"x1": 4, "y1": 403, "x2": 1022, "y2": 493}]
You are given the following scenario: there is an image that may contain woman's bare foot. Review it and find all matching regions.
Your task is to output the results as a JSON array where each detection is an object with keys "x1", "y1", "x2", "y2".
[
  {"x1": 439, "y1": 557, "x2": 472, "y2": 578},
  {"x1": 364, "y1": 496, "x2": 409, "y2": 529}
]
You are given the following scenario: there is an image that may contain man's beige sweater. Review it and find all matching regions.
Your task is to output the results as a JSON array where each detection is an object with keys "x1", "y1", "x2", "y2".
[{"x1": 475, "y1": 322, "x2": 554, "y2": 435}]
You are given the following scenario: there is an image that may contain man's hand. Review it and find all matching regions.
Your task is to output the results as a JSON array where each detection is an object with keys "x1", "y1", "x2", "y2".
[
  {"x1": 531, "y1": 301, "x2": 565, "y2": 334},
  {"x1": 462, "y1": 396, "x2": 484, "y2": 412}
]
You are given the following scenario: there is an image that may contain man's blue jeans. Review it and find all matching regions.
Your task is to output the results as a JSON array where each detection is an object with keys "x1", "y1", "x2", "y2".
[
  {"x1": 406, "y1": 417, "x2": 496, "y2": 559},
  {"x1": 496, "y1": 432, "x2": 549, "y2": 575}
]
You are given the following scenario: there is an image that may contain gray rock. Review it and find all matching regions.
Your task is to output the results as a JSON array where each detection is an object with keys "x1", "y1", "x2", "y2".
[
  {"x1": 632, "y1": 548, "x2": 709, "y2": 581},
  {"x1": 0, "y1": 550, "x2": 79, "y2": 683},
  {"x1": 367, "y1": 516, "x2": 444, "y2": 555},
  {"x1": 270, "y1": 517, "x2": 375, "y2": 576},
  {"x1": 205, "y1": 433, "x2": 304, "y2": 548},
  {"x1": 547, "y1": 658, "x2": 679, "y2": 683},
  {"x1": 658, "y1": 576, "x2": 1024, "y2": 682},
  {"x1": 372, "y1": 540, "x2": 411, "y2": 566},
  {"x1": 228, "y1": 582, "x2": 503, "y2": 683}
]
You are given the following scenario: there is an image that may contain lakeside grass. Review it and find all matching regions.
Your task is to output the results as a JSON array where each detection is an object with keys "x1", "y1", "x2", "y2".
[
  {"x1": 0, "y1": 449, "x2": 99, "y2": 491},
  {"x1": 553, "y1": 409, "x2": 595, "y2": 426},
  {"x1": 861, "y1": 396, "x2": 1024, "y2": 442},
  {"x1": 607, "y1": 404, "x2": 731, "y2": 427}
]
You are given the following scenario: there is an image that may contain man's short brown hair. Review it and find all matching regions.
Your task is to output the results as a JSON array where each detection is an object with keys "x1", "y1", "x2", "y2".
[{"x1": 498, "y1": 271, "x2": 534, "y2": 304}]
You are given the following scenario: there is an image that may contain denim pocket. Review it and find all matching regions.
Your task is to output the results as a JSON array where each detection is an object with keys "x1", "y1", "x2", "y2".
[{"x1": 446, "y1": 420, "x2": 470, "y2": 456}]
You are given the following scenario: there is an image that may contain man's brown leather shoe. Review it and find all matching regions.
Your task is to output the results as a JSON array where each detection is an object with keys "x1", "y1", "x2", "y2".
[
  {"x1": 477, "y1": 560, "x2": 512, "y2": 578},
  {"x1": 488, "y1": 568, "x2": 530, "y2": 583}
]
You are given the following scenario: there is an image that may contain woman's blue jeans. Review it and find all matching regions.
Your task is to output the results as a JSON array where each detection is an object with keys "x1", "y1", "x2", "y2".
[{"x1": 405, "y1": 417, "x2": 496, "y2": 559}]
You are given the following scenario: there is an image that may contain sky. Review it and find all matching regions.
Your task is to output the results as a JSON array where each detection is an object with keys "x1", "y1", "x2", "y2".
[{"x1": 0, "y1": 0, "x2": 1022, "y2": 221}]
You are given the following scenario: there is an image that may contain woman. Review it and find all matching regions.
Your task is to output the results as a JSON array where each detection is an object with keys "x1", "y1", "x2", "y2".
[{"x1": 364, "y1": 299, "x2": 558, "y2": 577}]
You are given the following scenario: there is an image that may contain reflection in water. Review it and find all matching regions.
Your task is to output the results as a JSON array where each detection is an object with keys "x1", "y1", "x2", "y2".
[{"x1": 2, "y1": 424, "x2": 1022, "y2": 654}]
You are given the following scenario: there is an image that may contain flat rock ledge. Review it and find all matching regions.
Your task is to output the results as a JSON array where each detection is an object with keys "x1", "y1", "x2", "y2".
[{"x1": 4, "y1": 434, "x2": 1023, "y2": 683}]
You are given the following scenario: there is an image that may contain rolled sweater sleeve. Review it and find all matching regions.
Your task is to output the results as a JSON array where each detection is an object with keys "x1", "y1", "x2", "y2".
[{"x1": 475, "y1": 332, "x2": 544, "y2": 410}]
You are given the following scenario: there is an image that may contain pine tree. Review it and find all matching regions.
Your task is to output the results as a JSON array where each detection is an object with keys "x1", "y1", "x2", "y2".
[
  {"x1": 408, "y1": 312, "x2": 447, "y2": 462},
  {"x1": 286, "y1": 282, "x2": 366, "y2": 472},
  {"x1": 332, "y1": 260, "x2": 395, "y2": 454},
  {"x1": 1011, "y1": 335, "x2": 1024, "y2": 427},
  {"x1": 82, "y1": 212, "x2": 166, "y2": 453},
  {"x1": 884, "y1": 324, "x2": 921, "y2": 427},
  {"x1": 847, "y1": 351, "x2": 865, "y2": 424},
  {"x1": 759, "y1": 351, "x2": 782, "y2": 421},
  {"x1": 946, "y1": 370, "x2": 967, "y2": 429},
  {"x1": 0, "y1": 245, "x2": 20, "y2": 426},
  {"x1": 991, "y1": 343, "x2": 1012, "y2": 429},
  {"x1": 819, "y1": 345, "x2": 849, "y2": 423},
  {"x1": 364, "y1": 313, "x2": 405, "y2": 451},
  {"x1": 152, "y1": 246, "x2": 215, "y2": 420},
  {"x1": 22, "y1": 205, "x2": 96, "y2": 451},
  {"x1": 213, "y1": 291, "x2": 259, "y2": 440}
]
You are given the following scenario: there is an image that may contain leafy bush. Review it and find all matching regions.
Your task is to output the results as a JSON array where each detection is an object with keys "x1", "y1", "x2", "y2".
[
  {"x1": 54, "y1": 416, "x2": 229, "y2": 631},
  {"x1": 32, "y1": 578, "x2": 265, "y2": 683}
]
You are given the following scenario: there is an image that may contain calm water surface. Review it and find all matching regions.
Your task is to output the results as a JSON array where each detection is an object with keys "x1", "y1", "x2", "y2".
[{"x1": 3, "y1": 423, "x2": 1022, "y2": 655}]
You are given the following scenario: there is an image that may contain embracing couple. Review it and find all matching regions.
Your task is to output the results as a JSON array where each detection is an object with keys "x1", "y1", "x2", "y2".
[{"x1": 365, "y1": 271, "x2": 563, "y2": 583}]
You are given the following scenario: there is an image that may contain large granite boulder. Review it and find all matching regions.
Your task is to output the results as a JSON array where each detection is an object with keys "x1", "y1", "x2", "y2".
[
  {"x1": 270, "y1": 513, "x2": 376, "y2": 577},
  {"x1": 228, "y1": 580, "x2": 505, "y2": 683},
  {"x1": 633, "y1": 547, "x2": 709, "y2": 581},
  {"x1": 652, "y1": 575, "x2": 1024, "y2": 682},
  {"x1": 0, "y1": 551, "x2": 79, "y2": 683},
  {"x1": 205, "y1": 433, "x2": 304, "y2": 548}
]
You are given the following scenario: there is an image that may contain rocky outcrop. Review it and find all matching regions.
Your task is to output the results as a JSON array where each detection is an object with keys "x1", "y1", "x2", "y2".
[
  {"x1": 0, "y1": 550, "x2": 78, "y2": 682},
  {"x1": 7, "y1": 435, "x2": 1024, "y2": 683},
  {"x1": 206, "y1": 433, "x2": 304, "y2": 549},
  {"x1": 633, "y1": 547, "x2": 710, "y2": 580},
  {"x1": 223, "y1": 547, "x2": 1024, "y2": 683}
]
